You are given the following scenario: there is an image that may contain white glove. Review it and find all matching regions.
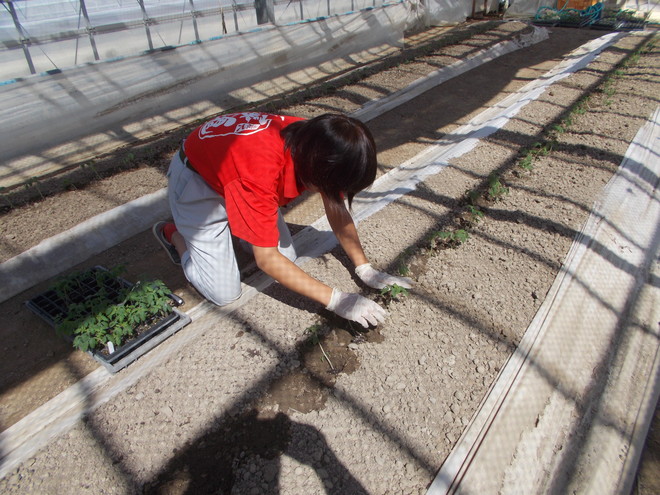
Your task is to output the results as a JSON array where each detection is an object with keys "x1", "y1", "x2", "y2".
[
  {"x1": 326, "y1": 289, "x2": 388, "y2": 328},
  {"x1": 355, "y1": 263, "x2": 413, "y2": 290}
]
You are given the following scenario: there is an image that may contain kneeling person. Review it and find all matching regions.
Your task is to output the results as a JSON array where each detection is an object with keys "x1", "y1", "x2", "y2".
[{"x1": 153, "y1": 112, "x2": 411, "y2": 328}]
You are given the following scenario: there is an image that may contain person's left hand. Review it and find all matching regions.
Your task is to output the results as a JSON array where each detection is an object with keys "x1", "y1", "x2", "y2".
[{"x1": 355, "y1": 263, "x2": 413, "y2": 290}]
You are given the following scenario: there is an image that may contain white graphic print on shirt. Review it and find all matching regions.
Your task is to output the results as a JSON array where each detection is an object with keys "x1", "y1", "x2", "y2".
[{"x1": 198, "y1": 112, "x2": 284, "y2": 139}]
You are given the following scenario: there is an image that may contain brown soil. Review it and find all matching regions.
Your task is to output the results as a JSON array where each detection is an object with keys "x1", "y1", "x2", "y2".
[{"x1": 0, "y1": 20, "x2": 658, "y2": 494}]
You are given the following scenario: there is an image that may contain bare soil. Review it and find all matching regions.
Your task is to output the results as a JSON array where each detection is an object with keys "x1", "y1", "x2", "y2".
[{"x1": 0, "y1": 20, "x2": 658, "y2": 494}]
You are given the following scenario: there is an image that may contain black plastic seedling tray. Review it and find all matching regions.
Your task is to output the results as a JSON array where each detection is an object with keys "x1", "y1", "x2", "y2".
[{"x1": 26, "y1": 266, "x2": 190, "y2": 373}]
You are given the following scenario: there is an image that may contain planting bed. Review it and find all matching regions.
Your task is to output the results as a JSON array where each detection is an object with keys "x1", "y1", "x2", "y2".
[{"x1": 0, "y1": 20, "x2": 658, "y2": 495}]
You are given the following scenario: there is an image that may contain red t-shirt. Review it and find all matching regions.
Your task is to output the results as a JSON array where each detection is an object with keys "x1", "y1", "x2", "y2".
[{"x1": 183, "y1": 112, "x2": 305, "y2": 247}]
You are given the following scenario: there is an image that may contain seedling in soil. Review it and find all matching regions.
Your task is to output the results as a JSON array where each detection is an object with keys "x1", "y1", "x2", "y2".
[
  {"x1": 62, "y1": 178, "x2": 77, "y2": 191},
  {"x1": 518, "y1": 141, "x2": 553, "y2": 172},
  {"x1": 429, "y1": 229, "x2": 469, "y2": 250},
  {"x1": 122, "y1": 152, "x2": 136, "y2": 166},
  {"x1": 23, "y1": 177, "x2": 44, "y2": 200},
  {"x1": 573, "y1": 99, "x2": 589, "y2": 116},
  {"x1": 460, "y1": 205, "x2": 484, "y2": 227},
  {"x1": 519, "y1": 151, "x2": 535, "y2": 171},
  {"x1": 394, "y1": 247, "x2": 414, "y2": 277},
  {"x1": 465, "y1": 188, "x2": 482, "y2": 206},
  {"x1": 0, "y1": 187, "x2": 14, "y2": 209},
  {"x1": 537, "y1": 141, "x2": 553, "y2": 156},
  {"x1": 602, "y1": 78, "x2": 618, "y2": 105},
  {"x1": 551, "y1": 122, "x2": 567, "y2": 135},
  {"x1": 80, "y1": 161, "x2": 101, "y2": 179},
  {"x1": 487, "y1": 173, "x2": 509, "y2": 201},
  {"x1": 305, "y1": 324, "x2": 335, "y2": 371},
  {"x1": 378, "y1": 283, "x2": 409, "y2": 307}
]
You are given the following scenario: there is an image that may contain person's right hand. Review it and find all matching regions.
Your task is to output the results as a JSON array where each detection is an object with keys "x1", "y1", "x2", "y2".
[{"x1": 326, "y1": 289, "x2": 387, "y2": 328}]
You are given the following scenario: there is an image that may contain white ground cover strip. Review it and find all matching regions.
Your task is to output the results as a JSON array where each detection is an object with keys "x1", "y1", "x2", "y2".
[
  {"x1": 0, "y1": 31, "x2": 627, "y2": 478},
  {"x1": 428, "y1": 107, "x2": 660, "y2": 494}
]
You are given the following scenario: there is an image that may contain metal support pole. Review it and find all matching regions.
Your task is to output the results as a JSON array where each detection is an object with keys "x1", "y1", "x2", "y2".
[
  {"x1": 136, "y1": 0, "x2": 154, "y2": 51},
  {"x1": 6, "y1": 0, "x2": 36, "y2": 74},
  {"x1": 79, "y1": 0, "x2": 100, "y2": 61},
  {"x1": 188, "y1": 0, "x2": 200, "y2": 42},
  {"x1": 255, "y1": 0, "x2": 274, "y2": 25},
  {"x1": 220, "y1": 7, "x2": 228, "y2": 34},
  {"x1": 232, "y1": 0, "x2": 239, "y2": 31}
]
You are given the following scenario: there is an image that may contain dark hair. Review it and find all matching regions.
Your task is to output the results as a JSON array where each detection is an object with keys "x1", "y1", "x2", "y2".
[{"x1": 282, "y1": 113, "x2": 377, "y2": 210}]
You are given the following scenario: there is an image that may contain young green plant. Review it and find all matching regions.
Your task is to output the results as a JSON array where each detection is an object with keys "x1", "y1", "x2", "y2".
[
  {"x1": 0, "y1": 187, "x2": 14, "y2": 209},
  {"x1": 23, "y1": 177, "x2": 44, "y2": 200},
  {"x1": 80, "y1": 161, "x2": 101, "y2": 179},
  {"x1": 487, "y1": 173, "x2": 509, "y2": 201},
  {"x1": 380, "y1": 283, "x2": 409, "y2": 301},
  {"x1": 461, "y1": 204, "x2": 484, "y2": 227},
  {"x1": 53, "y1": 267, "x2": 174, "y2": 353},
  {"x1": 305, "y1": 324, "x2": 335, "y2": 371},
  {"x1": 429, "y1": 229, "x2": 469, "y2": 250},
  {"x1": 394, "y1": 247, "x2": 414, "y2": 277},
  {"x1": 518, "y1": 141, "x2": 553, "y2": 172}
]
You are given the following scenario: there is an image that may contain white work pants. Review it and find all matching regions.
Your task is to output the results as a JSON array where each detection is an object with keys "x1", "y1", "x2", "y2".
[{"x1": 167, "y1": 152, "x2": 297, "y2": 306}]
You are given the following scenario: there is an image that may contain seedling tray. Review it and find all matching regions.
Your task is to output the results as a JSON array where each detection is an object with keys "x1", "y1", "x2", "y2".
[
  {"x1": 26, "y1": 266, "x2": 191, "y2": 373},
  {"x1": 590, "y1": 20, "x2": 619, "y2": 30}
]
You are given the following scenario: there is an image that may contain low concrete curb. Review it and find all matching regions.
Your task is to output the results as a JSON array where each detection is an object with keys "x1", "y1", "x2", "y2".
[{"x1": 0, "y1": 189, "x2": 169, "y2": 301}]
